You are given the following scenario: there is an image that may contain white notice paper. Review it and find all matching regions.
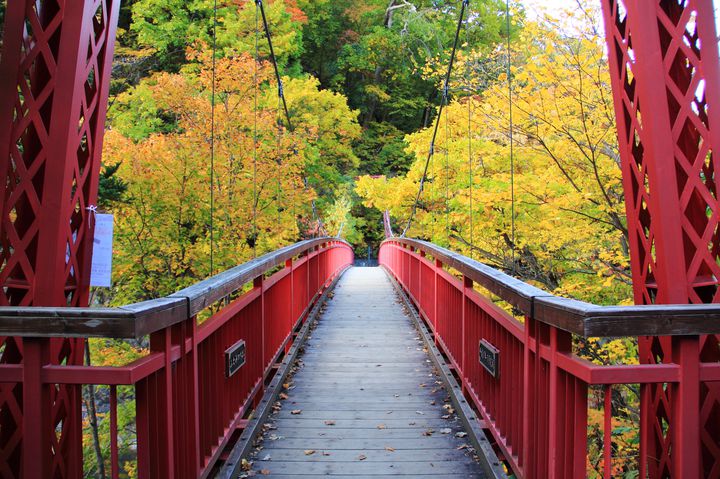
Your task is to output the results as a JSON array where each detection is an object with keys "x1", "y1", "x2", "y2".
[{"x1": 90, "y1": 214, "x2": 114, "y2": 287}]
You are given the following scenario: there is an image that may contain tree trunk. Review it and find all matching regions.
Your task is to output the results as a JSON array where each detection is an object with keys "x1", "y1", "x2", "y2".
[{"x1": 84, "y1": 346, "x2": 106, "y2": 479}]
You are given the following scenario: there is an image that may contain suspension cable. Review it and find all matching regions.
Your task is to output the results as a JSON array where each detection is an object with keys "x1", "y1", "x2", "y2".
[
  {"x1": 506, "y1": 0, "x2": 516, "y2": 274},
  {"x1": 256, "y1": 0, "x2": 323, "y2": 237},
  {"x1": 209, "y1": 0, "x2": 218, "y2": 275},
  {"x1": 401, "y1": 0, "x2": 469, "y2": 237},
  {"x1": 256, "y1": 0, "x2": 292, "y2": 131}
]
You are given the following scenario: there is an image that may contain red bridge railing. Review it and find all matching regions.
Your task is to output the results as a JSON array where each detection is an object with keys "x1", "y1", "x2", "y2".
[
  {"x1": 380, "y1": 238, "x2": 720, "y2": 479},
  {"x1": 0, "y1": 238, "x2": 353, "y2": 479}
]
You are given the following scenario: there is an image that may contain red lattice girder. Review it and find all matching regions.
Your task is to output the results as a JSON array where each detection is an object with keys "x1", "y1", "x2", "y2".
[
  {"x1": 601, "y1": 1, "x2": 720, "y2": 477},
  {"x1": 0, "y1": 1, "x2": 121, "y2": 477}
]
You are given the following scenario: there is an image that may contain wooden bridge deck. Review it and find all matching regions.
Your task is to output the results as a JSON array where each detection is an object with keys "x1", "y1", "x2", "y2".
[{"x1": 246, "y1": 267, "x2": 486, "y2": 478}]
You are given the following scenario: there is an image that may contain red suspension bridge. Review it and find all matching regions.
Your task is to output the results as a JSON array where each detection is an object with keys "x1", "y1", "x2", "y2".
[{"x1": 0, "y1": 0, "x2": 720, "y2": 478}]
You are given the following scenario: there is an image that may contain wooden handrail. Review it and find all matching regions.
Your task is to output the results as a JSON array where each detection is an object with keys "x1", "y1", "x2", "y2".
[
  {"x1": 383, "y1": 238, "x2": 720, "y2": 337},
  {"x1": 0, "y1": 238, "x2": 351, "y2": 339}
]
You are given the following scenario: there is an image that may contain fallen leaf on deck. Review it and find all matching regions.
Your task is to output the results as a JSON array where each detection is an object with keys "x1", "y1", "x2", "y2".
[
  {"x1": 385, "y1": 446, "x2": 396, "y2": 452},
  {"x1": 422, "y1": 429, "x2": 434, "y2": 436},
  {"x1": 358, "y1": 454, "x2": 367, "y2": 461},
  {"x1": 279, "y1": 393, "x2": 289, "y2": 400},
  {"x1": 241, "y1": 459, "x2": 252, "y2": 471},
  {"x1": 261, "y1": 454, "x2": 271, "y2": 461},
  {"x1": 260, "y1": 470, "x2": 270, "y2": 475},
  {"x1": 455, "y1": 432, "x2": 468, "y2": 438},
  {"x1": 377, "y1": 424, "x2": 386, "y2": 429},
  {"x1": 440, "y1": 428, "x2": 452, "y2": 434},
  {"x1": 322, "y1": 451, "x2": 331, "y2": 456},
  {"x1": 324, "y1": 420, "x2": 336, "y2": 425},
  {"x1": 304, "y1": 450, "x2": 316, "y2": 455},
  {"x1": 415, "y1": 411, "x2": 424, "y2": 415},
  {"x1": 291, "y1": 410, "x2": 302, "y2": 415}
]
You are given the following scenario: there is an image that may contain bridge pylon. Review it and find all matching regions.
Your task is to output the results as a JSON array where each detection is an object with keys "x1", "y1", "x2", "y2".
[
  {"x1": 601, "y1": 1, "x2": 720, "y2": 476},
  {"x1": 0, "y1": 1, "x2": 121, "y2": 476}
]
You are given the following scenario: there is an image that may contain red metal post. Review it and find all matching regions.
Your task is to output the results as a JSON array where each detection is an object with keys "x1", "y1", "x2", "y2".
[
  {"x1": 600, "y1": 0, "x2": 720, "y2": 475},
  {"x1": 110, "y1": 385, "x2": 119, "y2": 479},
  {"x1": 461, "y1": 276, "x2": 471, "y2": 394},
  {"x1": 21, "y1": 338, "x2": 51, "y2": 478}
]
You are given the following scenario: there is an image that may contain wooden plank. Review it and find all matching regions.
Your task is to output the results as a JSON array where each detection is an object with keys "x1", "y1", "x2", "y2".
[
  {"x1": 250, "y1": 448, "x2": 475, "y2": 461},
  {"x1": 273, "y1": 409, "x2": 451, "y2": 419},
  {"x1": 258, "y1": 437, "x2": 470, "y2": 450},
  {"x1": 256, "y1": 427, "x2": 467, "y2": 440},
  {"x1": 260, "y1": 475, "x2": 483, "y2": 479},
  {"x1": 266, "y1": 418, "x2": 458, "y2": 430},
  {"x1": 247, "y1": 460, "x2": 482, "y2": 475}
]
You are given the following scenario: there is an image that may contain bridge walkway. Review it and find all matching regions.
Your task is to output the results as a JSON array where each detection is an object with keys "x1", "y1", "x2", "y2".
[{"x1": 246, "y1": 267, "x2": 486, "y2": 478}]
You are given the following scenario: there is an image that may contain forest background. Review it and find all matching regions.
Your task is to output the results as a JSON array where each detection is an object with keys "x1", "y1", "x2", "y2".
[
  {"x1": 0, "y1": 0, "x2": 633, "y2": 306},
  {"x1": 0, "y1": 0, "x2": 641, "y2": 476}
]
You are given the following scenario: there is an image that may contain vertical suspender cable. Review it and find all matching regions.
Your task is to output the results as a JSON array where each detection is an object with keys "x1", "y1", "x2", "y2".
[
  {"x1": 467, "y1": 8, "x2": 474, "y2": 260},
  {"x1": 506, "y1": 0, "x2": 516, "y2": 275},
  {"x1": 468, "y1": 94, "x2": 473, "y2": 259},
  {"x1": 277, "y1": 95, "x2": 282, "y2": 226},
  {"x1": 445, "y1": 92, "x2": 450, "y2": 244},
  {"x1": 209, "y1": 0, "x2": 218, "y2": 276},
  {"x1": 431, "y1": 154, "x2": 435, "y2": 243},
  {"x1": 252, "y1": 1, "x2": 259, "y2": 258}
]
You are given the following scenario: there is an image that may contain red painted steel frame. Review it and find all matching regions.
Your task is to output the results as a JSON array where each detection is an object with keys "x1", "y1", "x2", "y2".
[
  {"x1": 0, "y1": 1, "x2": 121, "y2": 477},
  {"x1": 380, "y1": 241, "x2": 720, "y2": 479},
  {"x1": 0, "y1": 242, "x2": 352, "y2": 478},
  {"x1": 600, "y1": 1, "x2": 720, "y2": 476}
]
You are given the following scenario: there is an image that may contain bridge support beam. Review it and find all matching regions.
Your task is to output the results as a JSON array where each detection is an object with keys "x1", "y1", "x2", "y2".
[
  {"x1": 600, "y1": 0, "x2": 720, "y2": 476},
  {"x1": 0, "y1": 0, "x2": 121, "y2": 476}
]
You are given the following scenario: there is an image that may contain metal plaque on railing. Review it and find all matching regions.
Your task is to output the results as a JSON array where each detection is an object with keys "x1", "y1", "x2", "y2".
[
  {"x1": 479, "y1": 339, "x2": 499, "y2": 378},
  {"x1": 225, "y1": 340, "x2": 246, "y2": 378}
]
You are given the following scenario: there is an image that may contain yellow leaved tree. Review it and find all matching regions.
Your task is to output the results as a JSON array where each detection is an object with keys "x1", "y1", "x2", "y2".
[{"x1": 105, "y1": 49, "x2": 359, "y2": 305}]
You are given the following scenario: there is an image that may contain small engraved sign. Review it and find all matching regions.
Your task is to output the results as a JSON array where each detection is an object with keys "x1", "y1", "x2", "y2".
[
  {"x1": 225, "y1": 340, "x2": 246, "y2": 378},
  {"x1": 479, "y1": 339, "x2": 499, "y2": 378}
]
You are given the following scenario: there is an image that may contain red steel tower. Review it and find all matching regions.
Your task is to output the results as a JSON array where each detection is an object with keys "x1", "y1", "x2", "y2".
[
  {"x1": 0, "y1": 0, "x2": 120, "y2": 476},
  {"x1": 601, "y1": 1, "x2": 720, "y2": 476}
]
